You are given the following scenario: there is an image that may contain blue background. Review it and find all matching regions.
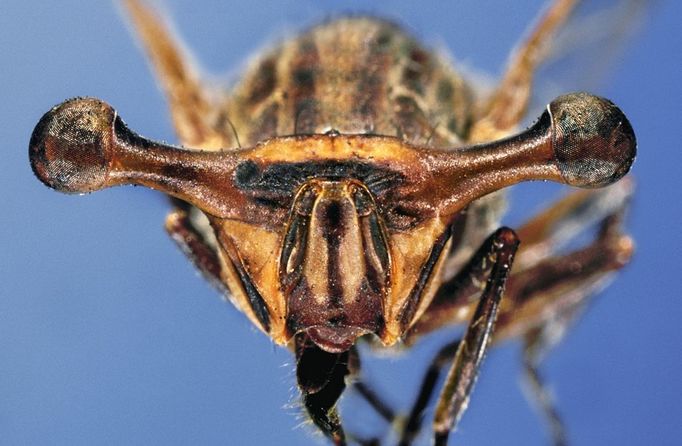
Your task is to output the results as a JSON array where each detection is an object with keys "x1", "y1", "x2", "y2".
[{"x1": 2, "y1": 1, "x2": 680, "y2": 445}]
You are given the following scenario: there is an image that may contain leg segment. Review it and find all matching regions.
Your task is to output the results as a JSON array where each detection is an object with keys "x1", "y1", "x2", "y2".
[
  {"x1": 408, "y1": 181, "x2": 633, "y2": 342},
  {"x1": 349, "y1": 342, "x2": 462, "y2": 446},
  {"x1": 353, "y1": 380, "x2": 396, "y2": 423},
  {"x1": 372, "y1": 185, "x2": 630, "y2": 445},
  {"x1": 494, "y1": 191, "x2": 632, "y2": 445},
  {"x1": 514, "y1": 179, "x2": 633, "y2": 271},
  {"x1": 432, "y1": 228, "x2": 520, "y2": 445},
  {"x1": 165, "y1": 206, "x2": 226, "y2": 293},
  {"x1": 522, "y1": 327, "x2": 569, "y2": 446},
  {"x1": 350, "y1": 229, "x2": 518, "y2": 445},
  {"x1": 397, "y1": 340, "x2": 460, "y2": 446},
  {"x1": 494, "y1": 202, "x2": 633, "y2": 341},
  {"x1": 470, "y1": 0, "x2": 579, "y2": 140}
]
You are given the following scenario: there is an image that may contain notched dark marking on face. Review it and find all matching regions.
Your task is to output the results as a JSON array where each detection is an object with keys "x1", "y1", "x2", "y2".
[
  {"x1": 321, "y1": 201, "x2": 344, "y2": 233},
  {"x1": 324, "y1": 204, "x2": 345, "y2": 308},
  {"x1": 233, "y1": 160, "x2": 405, "y2": 204}
]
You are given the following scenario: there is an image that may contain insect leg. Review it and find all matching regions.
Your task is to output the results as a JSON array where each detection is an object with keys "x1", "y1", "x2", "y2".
[
  {"x1": 165, "y1": 206, "x2": 225, "y2": 293},
  {"x1": 497, "y1": 237, "x2": 626, "y2": 446},
  {"x1": 492, "y1": 194, "x2": 633, "y2": 445},
  {"x1": 495, "y1": 185, "x2": 634, "y2": 343},
  {"x1": 123, "y1": 0, "x2": 232, "y2": 149},
  {"x1": 345, "y1": 360, "x2": 396, "y2": 445},
  {"x1": 360, "y1": 229, "x2": 520, "y2": 445},
  {"x1": 431, "y1": 228, "x2": 520, "y2": 445},
  {"x1": 347, "y1": 342, "x2": 461, "y2": 446},
  {"x1": 353, "y1": 380, "x2": 396, "y2": 423},
  {"x1": 513, "y1": 179, "x2": 633, "y2": 271},
  {"x1": 407, "y1": 180, "x2": 633, "y2": 343},
  {"x1": 350, "y1": 343, "x2": 463, "y2": 446},
  {"x1": 522, "y1": 326, "x2": 569, "y2": 446},
  {"x1": 470, "y1": 0, "x2": 579, "y2": 139},
  {"x1": 396, "y1": 339, "x2": 459, "y2": 446}
]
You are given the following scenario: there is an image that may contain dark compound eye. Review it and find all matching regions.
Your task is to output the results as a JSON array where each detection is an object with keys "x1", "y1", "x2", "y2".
[
  {"x1": 29, "y1": 98, "x2": 116, "y2": 194},
  {"x1": 549, "y1": 93, "x2": 636, "y2": 188}
]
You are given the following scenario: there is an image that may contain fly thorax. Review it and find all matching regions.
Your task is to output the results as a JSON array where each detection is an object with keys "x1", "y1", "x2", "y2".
[{"x1": 281, "y1": 180, "x2": 389, "y2": 353}]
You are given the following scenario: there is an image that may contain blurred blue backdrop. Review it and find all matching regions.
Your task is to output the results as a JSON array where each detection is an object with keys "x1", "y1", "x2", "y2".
[{"x1": 2, "y1": 1, "x2": 680, "y2": 445}]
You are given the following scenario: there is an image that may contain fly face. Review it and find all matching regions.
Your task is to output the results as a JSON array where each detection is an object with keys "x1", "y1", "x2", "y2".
[
  {"x1": 207, "y1": 138, "x2": 464, "y2": 352},
  {"x1": 281, "y1": 180, "x2": 389, "y2": 352},
  {"x1": 30, "y1": 92, "x2": 634, "y2": 348},
  {"x1": 205, "y1": 162, "x2": 399, "y2": 351},
  {"x1": 29, "y1": 1, "x2": 640, "y2": 444}
]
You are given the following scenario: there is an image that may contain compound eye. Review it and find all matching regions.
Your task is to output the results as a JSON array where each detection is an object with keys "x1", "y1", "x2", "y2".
[
  {"x1": 549, "y1": 93, "x2": 636, "y2": 188},
  {"x1": 29, "y1": 98, "x2": 115, "y2": 193}
]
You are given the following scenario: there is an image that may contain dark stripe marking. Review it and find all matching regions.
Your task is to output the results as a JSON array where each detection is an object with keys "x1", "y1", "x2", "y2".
[
  {"x1": 399, "y1": 225, "x2": 452, "y2": 329},
  {"x1": 401, "y1": 46, "x2": 432, "y2": 96},
  {"x1": 231, "y1": 256, "x2": 271, "y2": 332},
  {"x1": 393, "y1": 95, "x2": 430, "y2": 142},
  {"x1": 247, "y1": 57, "x2": 277, "y2": 105},
  {"x1": 234, "y1": 160, "x2": 404, "y2": 201},
  {"x1": 354, "y1": 25, "x2": 393, "y2": 128},
  {"x1": 322, "y1": 200, "x2": 345, "y2": 309},
  {"x1": 289, "y1": 37, "x2": 320, "y2": 134}
]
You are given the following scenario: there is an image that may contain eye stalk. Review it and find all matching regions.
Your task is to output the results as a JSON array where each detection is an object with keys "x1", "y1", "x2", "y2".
[
  {"x1": 415, "y1": 92, "x2": 636, "y2": 219},
  {"x1": 29, "y1": 97, "x2": 246, "y2": 219},
  {"x1": 29, "y1": 93, "x2": 635, "y2": 224}
]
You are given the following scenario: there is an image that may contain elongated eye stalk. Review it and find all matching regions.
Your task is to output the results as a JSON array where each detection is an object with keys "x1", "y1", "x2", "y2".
[
  {"x1": 419, "y1": 92, "x2": 636, "y2": 218},
  {"x1": 29, "y1": 93, "x2": 635, "y2": 223},
  {"x1": 29, "y1": 97, "x2": 245, "y2": 219}
]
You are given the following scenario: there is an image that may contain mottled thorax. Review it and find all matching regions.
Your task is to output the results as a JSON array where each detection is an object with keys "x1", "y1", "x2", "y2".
[{"x1": 230, "y1": 17, "x2": 473, "y2": 147}]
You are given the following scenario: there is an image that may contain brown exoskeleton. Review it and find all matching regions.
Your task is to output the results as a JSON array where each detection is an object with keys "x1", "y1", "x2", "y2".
[{"x1": 29, "y1": 0, "x2": 637, "y2": 444}]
